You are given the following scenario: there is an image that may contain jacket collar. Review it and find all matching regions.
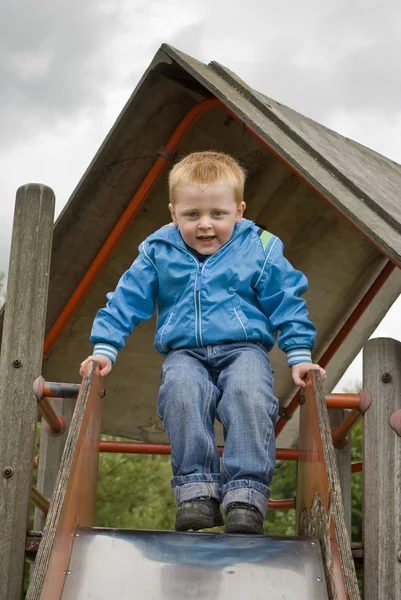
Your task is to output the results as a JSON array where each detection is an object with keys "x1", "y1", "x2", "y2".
[{"x1": 150, "y1": 218, "x2": 254, "y2": 249}]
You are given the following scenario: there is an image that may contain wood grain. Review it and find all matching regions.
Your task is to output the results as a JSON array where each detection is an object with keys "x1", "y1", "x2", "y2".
[{"x1": 26, "y1": 361, "x2": 102, "y2": 600}]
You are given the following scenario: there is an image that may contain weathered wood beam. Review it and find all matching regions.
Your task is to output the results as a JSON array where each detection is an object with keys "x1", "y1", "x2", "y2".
[
  {"x1": 26, "y1": 361, "x2": 102, "y2": 600},
  {"x1": 297, "y1": 370, "x2": 360, "y2": 599},
  {"x1": 363, "y1": 338, "x2": 401, "y2": 600},
  {"x1": 0, "y1": 184, "x2": 55, "y2": 600}
]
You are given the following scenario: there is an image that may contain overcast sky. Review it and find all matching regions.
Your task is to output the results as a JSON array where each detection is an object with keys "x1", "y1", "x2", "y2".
[{"x1": 1, "y1": 0, "x2": 401, "y2": 389}]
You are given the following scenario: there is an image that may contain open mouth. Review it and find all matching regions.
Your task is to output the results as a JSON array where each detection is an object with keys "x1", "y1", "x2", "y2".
[{"x1": 197, "y1": 235, "x2": 216, "y2": 241}]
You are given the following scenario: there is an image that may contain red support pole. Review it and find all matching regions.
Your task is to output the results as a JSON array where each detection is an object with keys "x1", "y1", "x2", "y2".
[
  {"x1": 98, "y1": 441, "x2": 300, "y2": 461},
  {"x1": 332, "y1": 409, "x2": 362, "y2": 448},
  {"x1": 268, "y1": 499, "x2": 295, "y2": 510},
  {"x1": 326, "y1": 394, "x2": 361, "y2": 409},
  {"x1": 275, "y1": 261, "x2": 395, "y2": 437},
  {"x1": 31, "y1": 486, "x2": 50, "y2": 516}
]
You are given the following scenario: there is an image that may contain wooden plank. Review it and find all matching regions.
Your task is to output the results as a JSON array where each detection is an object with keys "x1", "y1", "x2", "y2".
[
  {"x1": 329, "y1": 409, "x2": 352, "y2": 535},
  {"x1": 363, "y1": 338, "x2": 401, "y2": 600},
  {"x1": 26, "y1": 361, "x2": 102, "y2": 600},
  {"x1": 0, "y1": 184, "x2": 55, "y2": 600},
  {"x1": 296, "y1": 370, "x2": 360, "y2": 600}
]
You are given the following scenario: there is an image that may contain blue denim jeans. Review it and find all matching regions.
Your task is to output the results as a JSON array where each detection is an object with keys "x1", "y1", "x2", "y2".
[{"x1": 157, "y1": 342, "x2": 278, "y2": 517}]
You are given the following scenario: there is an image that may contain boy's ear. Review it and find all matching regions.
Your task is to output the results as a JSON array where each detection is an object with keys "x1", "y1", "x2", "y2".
[
  {"x1": 168, "y1": 203, "x2": 178, "y2": 226},
  {"x1": 235, "y1": 201, "x2": 246, "y2": 223}
]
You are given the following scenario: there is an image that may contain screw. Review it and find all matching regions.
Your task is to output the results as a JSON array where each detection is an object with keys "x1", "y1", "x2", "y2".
[
  {"x1": 2, "y1": 466, "x2": 14, "y2": 478},
  {"x1": 299, "y1": 394, "x2": 305, "y2": 406},
  {"x1": 12, "y1": 358, "x2": 22, "y2": 368},
  {"x1": 397, "y1": 551, "x2": 401, "y2": 563},
  {"x1": 381, "y1": 372, "x2": 392, "y2": 383}
]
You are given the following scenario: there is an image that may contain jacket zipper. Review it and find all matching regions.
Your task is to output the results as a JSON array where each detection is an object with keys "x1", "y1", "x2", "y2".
[
  {"x1": 195, "y1": 264, "x2": 203, "y2": 346},
  {"x1": 154, "y1": 232, "x2": 246, "y2": 348}
]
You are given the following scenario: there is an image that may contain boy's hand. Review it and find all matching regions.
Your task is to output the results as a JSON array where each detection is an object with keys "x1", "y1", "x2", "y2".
[
  {"x1": 291, "y1": 362, "x2": 326, "y2": 387},
  {"x1": 80, "y1": 355, "x2": 113, "y2": 378}
]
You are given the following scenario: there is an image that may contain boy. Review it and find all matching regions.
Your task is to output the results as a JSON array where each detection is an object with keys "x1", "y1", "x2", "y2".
[{"x1": 80, "y1": 151, "x2": 326, "y2": 535}]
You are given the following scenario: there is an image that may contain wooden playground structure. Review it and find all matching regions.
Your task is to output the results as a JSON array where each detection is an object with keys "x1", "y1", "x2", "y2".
[{"x1": 1, "y1": 45, "x2": 401, "y2": 599}]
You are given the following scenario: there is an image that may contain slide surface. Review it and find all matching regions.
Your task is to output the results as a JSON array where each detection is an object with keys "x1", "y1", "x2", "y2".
[{"x1": 60, "y1": 527, "x2": 328, "y2": 600}]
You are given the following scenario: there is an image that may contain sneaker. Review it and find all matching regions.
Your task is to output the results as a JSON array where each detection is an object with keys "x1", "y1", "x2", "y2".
[
  {"x1": 224, "y1": 502, "x2": 264, "y2": 535},
  {"x1": 175, "y1": 497, "x2": 224, "y2": 531}
]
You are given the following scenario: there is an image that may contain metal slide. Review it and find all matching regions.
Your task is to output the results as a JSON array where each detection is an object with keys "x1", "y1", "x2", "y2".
[
  {"x1": 29, "y1": 367, "x2": 355, "y2": 599},
  {"x1": 60, "y1": 527, "x2": 328, "y2": 600}
]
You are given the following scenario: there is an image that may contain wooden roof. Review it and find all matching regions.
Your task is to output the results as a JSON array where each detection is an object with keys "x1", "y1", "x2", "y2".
[{"x1": 2, "y1": 44, "x2": 401, "y2": 448}]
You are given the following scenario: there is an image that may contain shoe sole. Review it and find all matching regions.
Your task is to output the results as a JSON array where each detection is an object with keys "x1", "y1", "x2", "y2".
[
  {"x1": 175, "y1": 513, "x2": 224, "y2": 532},
  {"x1": 224, "y1": 522, "x2": 263, "y2": 535},
  {"x1": 224, "y1": 511, "x2": 264, "y2": 535}
]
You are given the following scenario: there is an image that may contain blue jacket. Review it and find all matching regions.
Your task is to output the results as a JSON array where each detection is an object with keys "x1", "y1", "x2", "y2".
[{"x1": 90, "y1": 219, "x2": 316, "y2": 366}]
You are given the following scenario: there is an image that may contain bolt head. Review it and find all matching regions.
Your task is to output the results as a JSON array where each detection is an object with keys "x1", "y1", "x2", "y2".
[
  {"x1": 2, "y1": 466, "x2": 14, "y2": 478},
  {"x1": 12, "y1": 357, "x2": 22, "y2": 368},
  {"x1": 381, "y1": 372, "x2": 392, "y2": 383}
]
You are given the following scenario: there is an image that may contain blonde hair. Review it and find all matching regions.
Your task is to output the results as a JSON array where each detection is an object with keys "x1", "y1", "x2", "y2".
[{"x1": 169, "y1": 151, "x2": 246, "y2": 205}]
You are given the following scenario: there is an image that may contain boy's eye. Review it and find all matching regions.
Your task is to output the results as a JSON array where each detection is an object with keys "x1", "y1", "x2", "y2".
[
  {"x1": 187, "y1": 212, "x2": 198, "y2": 217},
  {"x1": 212, "y1": 211, "x2": 223, "y2": 216}
]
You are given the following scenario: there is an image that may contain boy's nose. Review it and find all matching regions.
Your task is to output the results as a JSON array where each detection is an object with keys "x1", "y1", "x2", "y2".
[{"x1": 198, "y1": 217, "x2": 212, "y2": 230}]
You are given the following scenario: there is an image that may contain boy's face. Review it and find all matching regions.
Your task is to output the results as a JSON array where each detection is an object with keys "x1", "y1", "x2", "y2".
[{"x1": 169, "y1": 184, "x2": 245, "y2": 255}]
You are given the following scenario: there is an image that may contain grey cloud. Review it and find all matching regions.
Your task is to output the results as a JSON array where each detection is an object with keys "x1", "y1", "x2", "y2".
[
  {"x1": 170, "y1": 0, "x2": 401, "y2": 124},
  {"x1": 0, "y1": 0, "x2": 125, "y2": 144}
]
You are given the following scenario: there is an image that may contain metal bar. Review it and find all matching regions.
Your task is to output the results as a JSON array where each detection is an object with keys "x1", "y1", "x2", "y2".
[
  {"x1": 31, "y1": 486, "x2": 50, "y2": 516},
  {"x1": 37, "y1": 398, "x2": 66, "y2": 436},
  {"x1": 43, "y1": 98, "x2": 226, "y2": 356},
  {"x1": 33, "y1": 375, "x2": 80, "y2": 399},
  {"x1": 332, "y1": 409, "x2": 362, "y2": 447},
  {"x1": 268, "y1": 499, "x2": 295, "y2": 510},
  {"x1": 330, "y1": 409, "x2": 352, "y2": 534},
  {"x1": 98, "y1": 441, "x2": 300, "y2": 461},
  {"x1": 275, "y1": 260, "x2": 395, "y2": 437},
  {"x1": 326, "y1": 394, "x2": 361, "y2": 409},
  {"x1": 42, "y1": 90, "x2": 396, "y2": 381}
]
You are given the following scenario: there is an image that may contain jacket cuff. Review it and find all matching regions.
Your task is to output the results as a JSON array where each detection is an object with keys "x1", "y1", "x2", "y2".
[
  {"x1": 286, "y1": 348, "x2": 312, "y2": 367},
  {"x1": 93, "y1": 343, "x2": 118, "y2": 363}
]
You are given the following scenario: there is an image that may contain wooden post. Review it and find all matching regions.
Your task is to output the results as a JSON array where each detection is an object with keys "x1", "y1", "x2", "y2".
[
  {"x1": 34, "y1": 400, "x2": 75, "y2": 531},
  {"x1": 363, "y1": 338, "x2": 401, "y2": 600},
  {"x1": 329, "y1": 409, "x2": 352, "y2": 536},
  {"x1": 0, "y1": 184, "x2": 55, "y2": 600}
]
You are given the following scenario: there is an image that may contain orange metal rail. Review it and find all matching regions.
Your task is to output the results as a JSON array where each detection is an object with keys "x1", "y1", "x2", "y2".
[
  {"x1": 43, "y1": 98, "x2": 226, "y2": 356},
  {"x1": 331, "y1": 389, "x2": 371, "y2": 448},
  {"x1": 41, "y1": 96, "x2": 396, "y2": 443},
  {"x1": 37, "y1": 398, "x2": 66, "y2": 436},
  {"x1": 325, "y1": 394, "x2": 361, "y2": 409},
  {"x1": 31, "y1": 486, "x2": 50, "y2": 515},
  {"x1": 332, "y1": 411, "x2": 362, "y2": 448},
  {"x1": 275, "y1": 260, "x2": 395, "y2": 436},
  {"x1": 99, "y1": 441, "x2": 300, "y2": 461}
]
